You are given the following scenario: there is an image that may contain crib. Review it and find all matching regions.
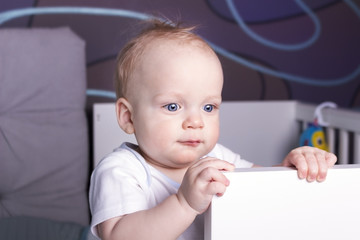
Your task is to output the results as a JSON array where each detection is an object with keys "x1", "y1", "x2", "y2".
[{"x1": 93, "y1": 101, "x2": 360, "y2": 240}]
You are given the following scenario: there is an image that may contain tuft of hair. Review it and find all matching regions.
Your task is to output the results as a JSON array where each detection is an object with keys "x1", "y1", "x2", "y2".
[{"x1": 114, "y1": 18, "x2": 213, "y2": 99}]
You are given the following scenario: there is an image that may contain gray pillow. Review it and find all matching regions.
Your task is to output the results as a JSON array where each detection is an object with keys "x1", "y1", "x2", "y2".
[{"x1": 0, "y1": 27, "x2": 89, "y2": 225}]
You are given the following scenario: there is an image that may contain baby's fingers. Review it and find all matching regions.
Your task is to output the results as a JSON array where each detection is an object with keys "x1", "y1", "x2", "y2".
[
  {"x1": 304, "y1": 152, "x2": 320, "y2": 182},
  {"x1": 198, "y1": 166, "x2": 230, "y2": 186},
  {"x1": 284, "y1": 146, "x2": 337, "y2": 182},
  {"x1": 316, "y1": 151, "x2": 337, "y2": 182},
  {"x1": 325, "y1": 152, "x2": 337, "y2": 167},
  {"x1": 285, "y1": 152, "x2": 308, "y2": 180},
  {"x1": 304, "y1": 150, "x2": 338, "y2": 182},
  {"x1": 207, "y1": 181, "x2": 228, "y2": 197},
  {"x1": 192, "y1": 157, "x2": 235, "y2": 172},
  {"x1": 198, "y1": 167, "x2": 229, "y2": 198},
  {"x1": 315, "y1": 152, "x2": 328, "y2": 182}
]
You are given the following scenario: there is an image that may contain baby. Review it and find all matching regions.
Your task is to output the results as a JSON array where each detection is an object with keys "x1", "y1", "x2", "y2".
[{"x1": 89, "y1": 19, "x2": 337, "y2": 240}]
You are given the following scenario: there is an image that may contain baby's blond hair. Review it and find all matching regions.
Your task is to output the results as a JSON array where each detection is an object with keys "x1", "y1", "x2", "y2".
[{"x1": 114, "y1": 19, "x2": 215, "y2": 99}]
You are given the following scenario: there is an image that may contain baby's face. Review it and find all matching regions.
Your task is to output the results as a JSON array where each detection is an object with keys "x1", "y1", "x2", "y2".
[{"x1": 127, "y1": 39, "x2": 223, "y2": 169}]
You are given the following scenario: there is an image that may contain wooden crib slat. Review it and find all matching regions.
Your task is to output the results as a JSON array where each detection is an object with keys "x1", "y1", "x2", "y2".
[
  {"x1": 326, "y1": 127, "x2": 335, "y2": 154},
  {"x1": 354, "y1": 133, "x2": 360, "y2": 164},
  {"x1": 339, "y1": 130, "x2": 349, "y2": 164}
]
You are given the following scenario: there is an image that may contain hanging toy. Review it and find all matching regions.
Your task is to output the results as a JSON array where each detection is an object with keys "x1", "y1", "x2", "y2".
[
  {"x1": 299, "y1": 102, "x2": 337, "y2": 151},
  {"x1": 299, "y1": 123, "x2": 328, "y2": 151}
]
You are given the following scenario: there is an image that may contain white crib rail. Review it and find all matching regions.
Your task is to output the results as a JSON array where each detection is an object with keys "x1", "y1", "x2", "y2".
[
  {"x1": 205, "y1": 165, "x2": 360, "y2": 240},
  {"x1": 295, "y1": 102, "x2": 360, "y2": 164}
]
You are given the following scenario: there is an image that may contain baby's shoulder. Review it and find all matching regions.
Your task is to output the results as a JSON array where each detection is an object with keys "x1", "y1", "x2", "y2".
[
  {"x1": 97, "y1": 146, "x2": 139, "y2": 168},
  {"x1": 93, "y1": 144, "x2": 149, "y2": 183}
]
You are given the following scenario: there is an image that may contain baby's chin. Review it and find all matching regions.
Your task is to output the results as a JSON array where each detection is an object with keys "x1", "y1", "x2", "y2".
[{"x1": 173, "y1": 150, "x2": 209, "y2": 165}]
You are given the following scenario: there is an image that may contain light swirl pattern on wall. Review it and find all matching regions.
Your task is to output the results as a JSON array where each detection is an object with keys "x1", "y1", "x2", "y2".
[
  {"x1": 225, "y1": 0, "x2": 321, "y2": 51},
  {"x1": 0, "y1": 3, "x2": 359, "y2": 99}
]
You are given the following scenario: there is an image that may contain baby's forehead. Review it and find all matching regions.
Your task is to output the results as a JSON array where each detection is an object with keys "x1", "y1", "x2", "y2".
[
  {"x1": 135, "y1": 38, "x2": 217, "y2": 77},
  {"x1": 124, "y1": 36, "x2": 221, "y2": 98}
]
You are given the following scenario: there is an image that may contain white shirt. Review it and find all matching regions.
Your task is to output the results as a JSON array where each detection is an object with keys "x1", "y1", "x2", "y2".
[{"x1": 89, "y1": 142, "x2": 253, "y2": 239}]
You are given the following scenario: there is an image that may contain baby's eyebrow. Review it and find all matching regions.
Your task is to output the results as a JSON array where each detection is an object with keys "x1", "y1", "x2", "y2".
[
  {"x1": 153, "y1": 93, "x2": 222, "y2": 105},
  {"x1": 153, "y1": 92, "x2": 183, "y2": 102},
  {"x1": 205, "y1": 96, "x2": 222, "y2": 104}
]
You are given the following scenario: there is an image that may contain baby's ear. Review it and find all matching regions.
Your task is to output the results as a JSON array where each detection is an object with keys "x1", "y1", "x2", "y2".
[{"x1": 115, "y1": 98, "x2": 135, "y2": 134}]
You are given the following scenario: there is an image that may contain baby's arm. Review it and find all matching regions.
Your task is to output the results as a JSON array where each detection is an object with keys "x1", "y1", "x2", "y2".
[
  {"x1": 98, "y1": 158, "x2": 234, "y2": 240},
  {"x1": 280, "y1": 146, "x2": 337, "y2": 182},
  {"x1": 98, "y1": 194, "x2": 196, "y2": 240}
]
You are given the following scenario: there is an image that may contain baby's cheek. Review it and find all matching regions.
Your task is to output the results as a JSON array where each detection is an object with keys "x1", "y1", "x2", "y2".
[{"x1": 207, "y1": 122, "x2": 220, "y2": 143}]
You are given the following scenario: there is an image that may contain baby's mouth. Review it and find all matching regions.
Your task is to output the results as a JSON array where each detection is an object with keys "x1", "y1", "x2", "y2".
[{"x1": 178, "y1": 140, "x2": 202, "y2": 147}]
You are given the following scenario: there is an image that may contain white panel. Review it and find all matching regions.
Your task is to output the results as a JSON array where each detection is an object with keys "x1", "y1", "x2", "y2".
[
  {"x1": 93, "y1": 103, "x2": 137, "y2": 167},
  {"x1": 205, "y1": 165, "x2": 360, "y2": 240},
  {"x1": 218, "y1": 101, "x2": 298, "y2": 166}
]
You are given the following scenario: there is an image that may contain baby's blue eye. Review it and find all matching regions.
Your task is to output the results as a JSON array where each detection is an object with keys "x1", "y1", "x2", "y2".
[
  {"x1": 165, "y1": 103, "x2": 179, "y2": 112},
  {"x1": 203, "y1": 104, "x2": 214, "y2": 112}
]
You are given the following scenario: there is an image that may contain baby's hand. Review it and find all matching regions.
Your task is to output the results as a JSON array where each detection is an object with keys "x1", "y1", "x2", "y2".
[
  {"x1": 282, "y1": 146, "x2": 337, "y2": 182},
  {"x1": 176, "y1": 157, "x2": 235, "y2": 214}
]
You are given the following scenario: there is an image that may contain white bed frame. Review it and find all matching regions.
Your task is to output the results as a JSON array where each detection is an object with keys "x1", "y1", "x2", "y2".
[
  {"x1": 93, "y1": 100, "x2": 360, "y2": 167},
  {"x1": 204, "y1": 165, "x2": 360, "y2": 240}
]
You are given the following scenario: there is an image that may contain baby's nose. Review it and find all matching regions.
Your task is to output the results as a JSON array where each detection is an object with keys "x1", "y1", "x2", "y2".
[{"x1": 182, "y1": 112, "x2": 204, "y2": 129}]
